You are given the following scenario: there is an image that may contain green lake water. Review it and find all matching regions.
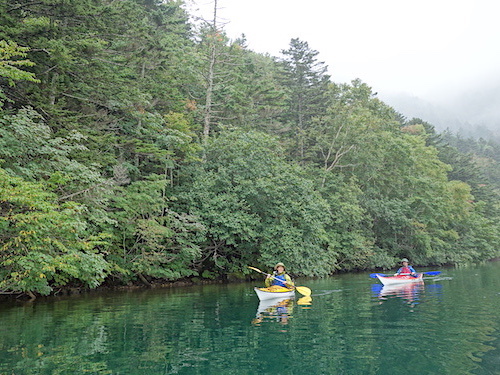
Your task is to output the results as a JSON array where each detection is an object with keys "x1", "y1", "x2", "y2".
[{"x1": 1, "y1": 262, "x2": 499, "y2": 375}]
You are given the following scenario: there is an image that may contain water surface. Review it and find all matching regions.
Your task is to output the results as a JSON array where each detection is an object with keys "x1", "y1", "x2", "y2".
[{"x1": 1, "y1": 263, "x2": 499, "y2": 374}]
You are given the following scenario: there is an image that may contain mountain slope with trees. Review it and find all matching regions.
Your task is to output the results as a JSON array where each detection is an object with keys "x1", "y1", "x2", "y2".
[{"x1": 1, "y1": 0, "x2": 499, "y2": 297}]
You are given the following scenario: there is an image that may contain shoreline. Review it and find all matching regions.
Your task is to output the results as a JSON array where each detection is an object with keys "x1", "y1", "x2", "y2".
[{"x1": 2, "y1": 259, "x2": 498, "y2": 304}]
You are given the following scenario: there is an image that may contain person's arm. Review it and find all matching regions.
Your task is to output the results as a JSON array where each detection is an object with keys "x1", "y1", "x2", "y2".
[
  {"x1": 409, "y1": 266, "x2": 417, "y2": 275},
  {"x1": 284, "y1": 274, "x2": 294, "y2": 287},
  {"x1": 265, "y1": 275, "x2": 272, "y2": 287},
  {"x1": 394, "y1": 267, "x2": 402, "y2": 276}
]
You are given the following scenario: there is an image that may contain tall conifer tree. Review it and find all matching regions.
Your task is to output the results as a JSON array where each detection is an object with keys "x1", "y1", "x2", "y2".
[{"x1": 278, "y1": 38, "x2": 330, "y2": 161}]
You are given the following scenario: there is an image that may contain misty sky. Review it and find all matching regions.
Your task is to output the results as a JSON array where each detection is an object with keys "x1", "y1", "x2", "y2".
[{"x1": 188, "y1": 0, "x2": 500, "y2": 123}]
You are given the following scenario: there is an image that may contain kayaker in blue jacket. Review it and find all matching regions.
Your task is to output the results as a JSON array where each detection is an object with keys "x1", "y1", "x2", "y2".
[
  {"x1": 265, "y1": 262, "x2": 295, "y2": 288},
  {"x1": 395, "y1": 258, "x2": 418, "y2": 277}
]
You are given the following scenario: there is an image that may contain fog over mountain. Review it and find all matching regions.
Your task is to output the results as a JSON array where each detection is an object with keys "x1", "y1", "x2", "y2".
[
  {"x1": 188, "y1": 0, "x2": 500, "y2": 143},
  {"x1": 379, "y1": 80, "x2": 500, "y2": 140}
]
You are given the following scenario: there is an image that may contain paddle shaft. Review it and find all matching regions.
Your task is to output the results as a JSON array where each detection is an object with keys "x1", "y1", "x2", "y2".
[{"x1": 249, "y1": 267, "x2": 293, "y2": 287}]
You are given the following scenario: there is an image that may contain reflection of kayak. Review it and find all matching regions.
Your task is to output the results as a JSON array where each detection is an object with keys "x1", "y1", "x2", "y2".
[
  {"x1": 379, "y1": 281, "x2": 424, "y2": 297},
  {"x1": 377, "y1": 281, "x2": 424, "y2": 306},
  {"x1": 376, "y1": 273, "x2": 424, "y2": 286},
  {"x1": 254, "y1": 286, "x2": 295, "y2": 300},
  {"x1": 257, "y1": 296, "x2": 293, "y2": 314},
  {"x1": 253, "y1": 297, "x2": 294, "y2": 326}
]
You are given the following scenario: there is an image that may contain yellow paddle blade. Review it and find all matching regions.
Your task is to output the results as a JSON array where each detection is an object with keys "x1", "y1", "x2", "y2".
[
  {"x1": 295, "y1": 286, "x2": 312, "y2": 296},
  {"x1": 248, "y1": 266, "x2": 263, "y2": 274},
  {"x1": 297, "y1": 296, "x2": 312, "y2": 306}
]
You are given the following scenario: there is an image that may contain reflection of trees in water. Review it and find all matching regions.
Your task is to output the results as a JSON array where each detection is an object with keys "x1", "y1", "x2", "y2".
[{"x1": 1, "y1": 265, "x2": 499, "y2": 374}]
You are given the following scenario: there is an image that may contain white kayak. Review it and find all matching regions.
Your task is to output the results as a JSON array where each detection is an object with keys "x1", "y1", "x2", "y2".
[
  {"x1": 376, "y1": 273, "x2": 424, "y2": 286},
  {"x1": 254, "y1": 286, "x2": 295, "y2": 301}
]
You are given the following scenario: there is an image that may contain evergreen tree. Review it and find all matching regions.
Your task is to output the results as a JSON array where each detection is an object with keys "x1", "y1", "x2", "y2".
[{"x1": 278, "y1": 38, "x2": 330, "y2": 161}]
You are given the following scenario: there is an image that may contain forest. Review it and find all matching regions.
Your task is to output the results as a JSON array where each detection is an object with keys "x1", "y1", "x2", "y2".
[{"x1": 0, "y1": 0, "x2": 499, "y2": 297}]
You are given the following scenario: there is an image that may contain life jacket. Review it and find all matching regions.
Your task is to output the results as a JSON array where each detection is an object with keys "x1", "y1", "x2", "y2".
[
  {"x1": 272, "y1": 274, "x2": 287, "y2": 287},
  {"x1": 398, "y1": 266, "x2": 412, "y2": 275}
]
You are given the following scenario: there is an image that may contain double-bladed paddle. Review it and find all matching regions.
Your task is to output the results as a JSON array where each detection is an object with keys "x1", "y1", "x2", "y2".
[
  {"x1": 369, "y1": 271, "x2": 441, "y2": 278},
  {"x1": 248, "y1": 266, "x2": 312, "y2": 296}
]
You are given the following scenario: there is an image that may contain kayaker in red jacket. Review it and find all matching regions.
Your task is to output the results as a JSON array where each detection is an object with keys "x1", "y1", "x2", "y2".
[
  {"x1": 265, "y1": 262, "x2": 295, "y2": 288},
  {"x1": 395, "y1": 258, "x2": 418, "y2": 277}
]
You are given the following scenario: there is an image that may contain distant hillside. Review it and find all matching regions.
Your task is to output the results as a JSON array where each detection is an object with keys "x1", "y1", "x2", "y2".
[
  {"x1": 447, "y1": 83, "x2": 500, "y2": 136},
  {"x1": 379, "y1": 93, "x2": 460, "y2": 130},
  {"x1": 380, "y1": 85, "x2": 500, "y2": 142}
]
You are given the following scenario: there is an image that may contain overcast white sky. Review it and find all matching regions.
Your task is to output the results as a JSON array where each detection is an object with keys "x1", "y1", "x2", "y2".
[{"x1": 187, "y1": 0, "x2": 500, "y2": 104}]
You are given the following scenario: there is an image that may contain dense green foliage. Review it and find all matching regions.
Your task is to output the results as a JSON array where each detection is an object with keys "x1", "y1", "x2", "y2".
[
  {"x1": 1, "y1": 0, "x2": 499, "y2": 296},
  {"x1": 0, "y1": 169, "x2": 109, "y2": 296}
]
